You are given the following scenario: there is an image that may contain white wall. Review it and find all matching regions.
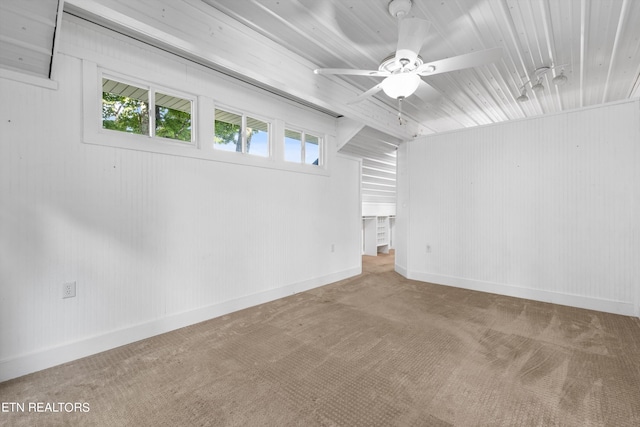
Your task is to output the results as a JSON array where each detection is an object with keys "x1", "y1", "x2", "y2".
[
  {"x1": 0, "y1": 17, "x2": 362, "y2": 381},
  {"x1": 396, "y1": 99, "x2": 640, "y2": 317},
  {"x1": 362, "y1": 203, "x2": 395, "y2": 217}
]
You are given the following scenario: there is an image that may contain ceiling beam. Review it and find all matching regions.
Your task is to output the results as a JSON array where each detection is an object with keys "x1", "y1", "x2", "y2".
[
  {"x1": 336, "y1": 117, "x2": 365, "y2": 150},
  {"x1": 63, "y1": 0, "x2": 427, "y2": 140}
]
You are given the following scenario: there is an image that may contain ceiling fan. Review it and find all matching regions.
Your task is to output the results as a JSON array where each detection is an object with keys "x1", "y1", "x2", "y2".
[{"x1": 313, "y1": 0, "x2": 503, "y2": 113}]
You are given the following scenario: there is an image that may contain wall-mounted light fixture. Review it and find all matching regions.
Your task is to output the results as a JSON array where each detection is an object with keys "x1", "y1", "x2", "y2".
[{"x1": 516, "y1": 65, "x2": 568, "y2": 103}]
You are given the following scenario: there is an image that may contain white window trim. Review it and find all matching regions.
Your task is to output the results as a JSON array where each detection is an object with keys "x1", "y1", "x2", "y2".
[
  {"x1": 213, "y1": 105, "x2": 272, "y2": 159},
  {"x1": 81, "y1": 59, "x2": 329, "y2": 176},
  {"x1": 244, "y1": 113, "x2": 273, "y2": 159},
  {"x1": 90, "y1": 67, "x2": 197, "y2": 151},
  {"x1": 284, "y1": 125, "x2": 325, "y2": 167},
  {"x1": 153, "y1": 86, "x2": 196, "y2": 145}
]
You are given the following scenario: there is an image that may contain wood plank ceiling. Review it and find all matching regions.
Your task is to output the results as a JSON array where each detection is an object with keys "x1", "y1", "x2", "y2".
[
  {"x1": 340, "y1": 127, "x2": 402, "y2": 208},
  {"x1": 202, "y1": 0, "x2": 640, "y2": 209},
  {"x1": 1, "y1": 0, "x2": 639, "y2": 209},
  {"x1": 205, "y1": 0, "x2": 640, "y2": 132},
  {"x1": 0, "y1": 0, "x2": 61, "y2": 79}
]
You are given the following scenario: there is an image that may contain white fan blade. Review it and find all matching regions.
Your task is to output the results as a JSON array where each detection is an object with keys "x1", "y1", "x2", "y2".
[
  {"x1": 346, "y1": 83, "x2": 384, "y2": 104},
  {"x1": 413, "y1": 80, "x2": 441, "y2": 103},
  {"x1": 314, "y1": 68, "x2": 390, "y2": 77},
  {"x1": 395, "y1": 18, "x2": 430, "y2": 67},
  {"x1": 417, "y1": 47, "x2": 503, "y2": 76}
]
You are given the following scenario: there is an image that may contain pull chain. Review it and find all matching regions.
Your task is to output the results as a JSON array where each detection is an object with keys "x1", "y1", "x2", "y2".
[{"x1": 397, "y1": 96, "x2": 405, "y2": 125}]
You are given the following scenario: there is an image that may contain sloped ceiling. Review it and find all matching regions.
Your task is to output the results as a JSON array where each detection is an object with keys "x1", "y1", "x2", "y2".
[
  {"x1": 340, "y1": 126, "x2": 402, "y2": 208},
  {"x1": 2, "y1": 0, "x2": 639, "y2": 208},
  {"x1": 197, "y1": 0, "x2": 640, "y2": 210},
  {"x1": 6, "y1": 0, "x2": 638, "y2": 137},
  {"x1": 205, "y1": 0, "x2": 640, "y2": 134}
]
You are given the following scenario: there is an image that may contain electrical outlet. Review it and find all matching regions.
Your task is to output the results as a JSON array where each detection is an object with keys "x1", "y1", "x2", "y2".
[
  {"x1": 63, "y1": 281, "x2": 76, "y2": 299},
  {"x1": 331, "y1": 243, "x2": 335, "y2": 253},
  {"x1": 426, "y1": 245, "x2": 432, "y2": 253}
]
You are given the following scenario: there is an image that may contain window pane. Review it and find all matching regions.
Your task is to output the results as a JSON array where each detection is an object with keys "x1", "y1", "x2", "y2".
[
  {"x1": 155, "y1": 92, "x2": 192, "y2": 143},
  {"x1": 214, "y1": 109, "x2": 242, "y2": 152},
  {"x1": 305, "y1": 133, "x2": 320, "y2": 165},
  {"x1": 284, "y1": 129, "x2": 302, "y2": 163},
  {"x1": 246, "y1": 116, "x2": 269, "y2": 157},
  {"x1": 102, "y1": 78, "x2": 149, "y2": 135}
]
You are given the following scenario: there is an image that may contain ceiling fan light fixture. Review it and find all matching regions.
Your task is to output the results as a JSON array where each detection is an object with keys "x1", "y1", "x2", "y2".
[{"x1": 381, "y1": 73, "x2": 421, "y2": 99}]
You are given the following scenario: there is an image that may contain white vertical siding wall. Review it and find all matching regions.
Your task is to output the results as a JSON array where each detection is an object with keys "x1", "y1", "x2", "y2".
[
  {"x1": 394, "y1": 143, "x2": 410, "y2": 276},
  {"x1": 397, "y1": 99, "x2": 640, "y2": 317},
  {"x1": 0, "y1": 18, "x2": 362, "y2": 381}
]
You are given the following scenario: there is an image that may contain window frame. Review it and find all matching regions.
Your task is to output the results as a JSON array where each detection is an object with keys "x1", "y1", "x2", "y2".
[
  {"x1": 100, "y1": 71, "x2": 196, "y2": 146},
  {"x1": 213, "y1": 106, "x2": 272, "y2": 159},
  {"x1": 284, "y1": 126, "x2": 324, "y2": 167},
  {"x1": 82, "y1": 60, "x2": 329, "y2": 176},
  {"x1": 153, "y1": 89, "x2": 195, "y2": 145}
]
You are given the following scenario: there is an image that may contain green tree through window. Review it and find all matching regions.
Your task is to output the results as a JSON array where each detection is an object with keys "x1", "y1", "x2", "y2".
[
  {"x1": 102, "y1": 92, "x2": 149, "y2": 135},
  {"x1": 155, "y1": 106, "x2": 191, "y2": 142},
  {"x1": 102, "y1": 79, "x2": 192, "y2": 143},
  {"x1": 214, "y1": 109, "x2": 265, "y2": 155},
  {"x1": 214, "y1": 119, "x2": 242, "y2": 151}
]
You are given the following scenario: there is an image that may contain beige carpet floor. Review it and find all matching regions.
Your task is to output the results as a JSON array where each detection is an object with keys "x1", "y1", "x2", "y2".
[{"x1": 1, "y1": 253, "x2": 639, "y2": 426}]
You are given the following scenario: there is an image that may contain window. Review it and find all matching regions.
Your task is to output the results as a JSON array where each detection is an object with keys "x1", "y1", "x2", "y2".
[
  {"x1": 214, "y1": 108, "x2": 270, "y2": 157},
  {"x1": 86, "y1": 63, "x2": 327, "y2": 174},
  {"x1": 284, "y1": 129, "x2": 302, "y2": 163},
  {"x1": 102, "y1": 77, "x2": 193, "y2": 144},
  {"x1": 305, "y1": 133, "x2": 320, "y2": 165},
  {"x1": 102, "y1": 78, "x2": 149, "y2": 136},
  {"x1": 246, "y1": 116, "x2": 269, "y2": 157},
  {"x1": 155, "y1": 92, "x2": 192, "y2": 142},
  {"x1": 214, "y1": 109, "x2": 241, "y2": 152},
  {"x1": 284, "y1": 128, "x2": 322, "y2": 166}
]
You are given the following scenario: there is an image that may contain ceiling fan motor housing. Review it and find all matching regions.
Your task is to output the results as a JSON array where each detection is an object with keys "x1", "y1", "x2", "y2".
[{"x1": 389, "y1": 0, "x2": 412, "y2": 19}]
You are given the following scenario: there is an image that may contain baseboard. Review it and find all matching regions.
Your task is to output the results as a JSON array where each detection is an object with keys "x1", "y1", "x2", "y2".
[
  {"x1": 0, "y1": 266, "x2": 360, "y2": 383},
  {"x1": 394, "y1": 263, "x2": 408, "y2": 278},
  {"x1": 406, "y1": 271, "x2": 636, "y2": 317}
]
